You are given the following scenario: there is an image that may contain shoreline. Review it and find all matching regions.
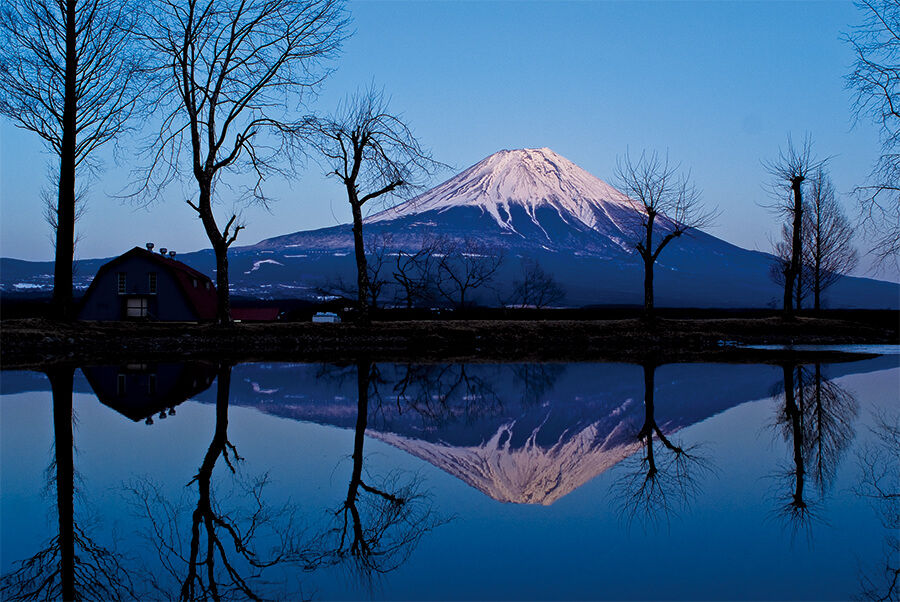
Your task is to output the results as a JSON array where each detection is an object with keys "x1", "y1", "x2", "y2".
[{"x1": 2, "y1": 316, "x2": 897, "y2": 369}]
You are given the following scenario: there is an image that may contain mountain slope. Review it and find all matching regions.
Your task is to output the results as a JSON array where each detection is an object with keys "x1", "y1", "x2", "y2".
[{"x1": 3, "y1": 148, "x2": 898, "y2": 308}]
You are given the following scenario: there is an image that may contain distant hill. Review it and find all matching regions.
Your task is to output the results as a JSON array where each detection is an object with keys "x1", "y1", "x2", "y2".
[{"x1": 3, "y1": 148, "x2": 898, "y2": 308}]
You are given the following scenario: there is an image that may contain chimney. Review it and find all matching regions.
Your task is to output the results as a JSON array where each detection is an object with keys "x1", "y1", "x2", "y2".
[{"x1": 146, "y1": 242, "x2": 154, "y2": 251}]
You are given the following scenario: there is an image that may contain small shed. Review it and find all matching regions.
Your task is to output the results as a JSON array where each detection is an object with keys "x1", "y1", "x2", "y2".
[{"x1": 79, "y1": 246, "x2": 217, "y2": 321}]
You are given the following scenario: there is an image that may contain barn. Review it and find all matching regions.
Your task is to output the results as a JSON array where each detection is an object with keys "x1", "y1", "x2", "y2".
[{"x1": 78, "y1": 245, "x2": 217, "y2": 321}]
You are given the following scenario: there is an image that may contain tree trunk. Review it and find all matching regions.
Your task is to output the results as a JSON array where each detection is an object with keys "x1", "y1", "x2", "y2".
[
  {"x1": 52, "y1": 0, "x2": 78, "y2": 322},
  {"x1": 782, "y1": 364, "x2": 806, "y2": 508},
  {"x1": 643, "y1": 254, "x2": 655, "y2": 318},
  {"x1": 195, "y1": 184, "x2": 232, "y2": 325},
  {"x1": 785, "y1": 177, "x2": 804, "y2": 318},
  {"x1": 350, "y1": 197, "x2": 370, "y2": 324},
  {"x1": 641, "y1": 363, "x2": 657, "y2": 475},
  {"x1": 213, "y1": 242, "x2": 231, "y2": 325},
  {"x1": 49, "y1": 367, "x2": 76, "y2": 602}
]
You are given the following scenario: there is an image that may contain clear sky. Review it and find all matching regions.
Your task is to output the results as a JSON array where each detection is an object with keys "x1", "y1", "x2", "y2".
[{"x1": 1, "y1": 0, "x2": 894, "y2": 279}]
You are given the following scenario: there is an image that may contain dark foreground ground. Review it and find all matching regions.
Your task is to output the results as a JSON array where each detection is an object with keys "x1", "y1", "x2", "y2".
[{"x1": 2, "y1": 313, "x2": 898, "y2": 369}]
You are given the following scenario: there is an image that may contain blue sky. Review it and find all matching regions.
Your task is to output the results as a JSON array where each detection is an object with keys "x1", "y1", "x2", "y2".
[{"x1": 1, "y1": 1, "x2": 892, "y2": 278}]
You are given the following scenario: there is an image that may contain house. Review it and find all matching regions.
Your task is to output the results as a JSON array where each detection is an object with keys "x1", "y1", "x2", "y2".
[{"x1": 78, "y1": 245, "x2": 217, "y2": 321}]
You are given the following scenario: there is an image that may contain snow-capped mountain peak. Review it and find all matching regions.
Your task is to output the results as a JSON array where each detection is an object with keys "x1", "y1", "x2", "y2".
[{"x1": 367, "y1": 148, "x2": 636, "y2": 237}]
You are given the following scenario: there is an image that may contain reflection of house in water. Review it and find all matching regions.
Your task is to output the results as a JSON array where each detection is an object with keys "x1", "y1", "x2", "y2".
[{"x1": 82, "y1": 362, "x2": 218, "y2": 424}]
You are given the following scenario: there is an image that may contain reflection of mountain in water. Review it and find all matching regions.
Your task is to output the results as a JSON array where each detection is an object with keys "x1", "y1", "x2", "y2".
[
  {"x1": 217, "y1": 358, "x2": 894, "y2": 505},
  {"x1": 3, "y1": 356, "x2": 895, "y2": 505},
  {"x1": 371, "y1": 422, "x2": 641, "y2": 505}
]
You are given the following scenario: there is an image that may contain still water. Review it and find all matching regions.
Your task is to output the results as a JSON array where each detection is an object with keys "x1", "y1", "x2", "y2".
[{"x1": 1, "y1": 356, "x2": 897, "y2": 601}]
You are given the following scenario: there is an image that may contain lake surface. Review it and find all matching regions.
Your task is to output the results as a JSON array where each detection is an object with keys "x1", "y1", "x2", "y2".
[{"x1": 1, "y1": 356, "x2": 897, "y2": 601}]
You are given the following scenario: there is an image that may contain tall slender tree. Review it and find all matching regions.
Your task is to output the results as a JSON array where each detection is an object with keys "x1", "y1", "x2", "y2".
[
  {"x1": 764, "y1": 135, "x2": 826, "y2": 318},
  {"x1": 305, "y1": 86, "x2": 444, "y2": 324},
  {"x1": 804, "y1": 170, "x2": 859, "y2": 310},
  {"x1": 137, "y1": 0, "x2": 348, "y2": 324},
  {"x1": 615, "y1": 150, "x2": 715, "y2": 320},
  {"x1": 0, "y1": 0, "x2": 147, "y2": 320}
]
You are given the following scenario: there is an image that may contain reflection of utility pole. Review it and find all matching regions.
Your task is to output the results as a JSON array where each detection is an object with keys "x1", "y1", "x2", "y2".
[{"x1": 48, "y1": 366, "x2": 76, "y2": 602}]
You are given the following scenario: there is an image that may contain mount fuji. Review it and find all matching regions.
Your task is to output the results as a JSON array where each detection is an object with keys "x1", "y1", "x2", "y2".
[
  {"x1": 3, "y1": 148, "x2": 898, "y2": 308},
  {"x1": 242, "y1": 147, "x2": 899, "y2": 308}
]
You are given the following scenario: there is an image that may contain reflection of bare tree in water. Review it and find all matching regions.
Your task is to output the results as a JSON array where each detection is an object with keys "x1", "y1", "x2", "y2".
[
  {"x1": 390, "y1": 363, "x2": 503, "y2": 426},
  {"x1": 853, "y1": 411, "x2": 899, "y2": 602},
  {"x1": 511, "y1": 363, "x2": 566, "y2": 408},
  {"x1": 124, "y1": 363, "x2": 307, "y2": 601},
  {"x1": 322, "y1": 359, "x2": 446, "y2": 576},
  {"x1": 770, "y1": 363, "x2": 858, "y2": 543},
  {"x1": 1, "y1": 367, "x2": 136, "y2": 601},
  {"x1": 612, "y1": 362, "x2": 711, "y2": 531}
]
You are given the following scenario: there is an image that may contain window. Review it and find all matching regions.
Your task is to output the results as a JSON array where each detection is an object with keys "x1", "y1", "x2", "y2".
[
  {"x1": 148, "y1": 374, "x2": 157, "y2": 395},
  {"x1": 125, "y1": 297, "x2": 149, "y2": 318},
  {"x1": 193, "y1": 278, "x2": 198, "y2": 288},
  {"x1": 148, "y1": 272, "x2": 158, "y2": 294},
  {"x1": 117, "y1": 273, "x2": 126, "y2": 294},
  {"x1": 117, "y1": 374, "x2": 126, "y2": 395}
]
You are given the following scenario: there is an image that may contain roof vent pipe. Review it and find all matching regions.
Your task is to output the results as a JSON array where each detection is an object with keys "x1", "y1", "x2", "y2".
[
  {"x1": 146, "y1": 242, "x2": 154, "y2": 251},
  {"x1": 160, "y1": 247, "x2": 168, "y2": 255},
  {"x1": 169, "y1": 251, "x2": 176, "y2": 259}
]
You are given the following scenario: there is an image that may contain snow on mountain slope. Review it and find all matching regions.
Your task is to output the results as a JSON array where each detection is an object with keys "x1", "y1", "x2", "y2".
[{"x1": 367, "y1": 148, "x2": 639, "y2": 241}]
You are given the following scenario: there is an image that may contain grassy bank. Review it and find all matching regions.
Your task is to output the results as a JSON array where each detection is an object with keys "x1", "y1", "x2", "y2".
[{"x1": 2, "y1": 314, "x2": 897, "y2": 369}]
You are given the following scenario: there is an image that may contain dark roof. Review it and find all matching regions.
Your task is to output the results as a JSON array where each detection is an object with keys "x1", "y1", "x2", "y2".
[{"x1": 83, "y1": 247, "x2": 218, "y2": 320}]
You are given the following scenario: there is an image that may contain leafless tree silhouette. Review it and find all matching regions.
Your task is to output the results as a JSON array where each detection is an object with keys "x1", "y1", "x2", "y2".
[
  {"x1": 392, "y1": 231, "x2": 441, "y2": 310},
  {"x1": 615, "y1": 150, "x2": 716, "y2": 320},
  {"x1": 0, "y1": 0, "x2": 147, "y2": 320},
  {"x1": 844, "y1": 0, "x2": 900, "y2": 268},
  {"x1": 768, "y1": 363, "x2": 858, "y2": 545},
  {"x1": 805, "y1": 170, "x2": 859, "y2": 309},
  {"x1": 135, "y1": 0, "x2": 348, "y2": 323},
  {"x1": 611, "y1": 362, "x2": 712, "y2": 531},
  {"x1": 303, "y1": 86, "x2": 445, "y2": 323},
  {"x1": 435, "y1": 236, "x2": 506, "y2": 309},
  {"x1": 0, "y1": 367, "x2": 137, "y2": 601},
  {"x1": 764, "y1": 135, "x2": 827, "y2": 318},
  {"x1": 852, "y1": 410, "x2": 899, "y2": 602},
  {"x1": 122, "y1": 364, "x2": 313, "y2": 600},
  {"x1": 319, "y1": 360, "x2": 447, "y2": 578},
  {"x1": 508, "y1": 257, "x2": 565, "y2": 309}
]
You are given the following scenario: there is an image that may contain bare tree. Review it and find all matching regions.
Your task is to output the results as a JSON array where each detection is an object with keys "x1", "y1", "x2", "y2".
[
  {"x1": 137, "y1": 0, "x2": 348, "y2": 324},
  {"x1": 123, "y1": 364, "x2": 314, "y2": 601},
  {"x1": 763, "y1": 135, "x2": 827, "y2": 318},
  {"x1": 844, "y1": 0, "x2": 900, "y2": 268},
  {"x1": 436, "y1": 236, "x2": 506, "y2": 310},
  {"x1": 392, "y1": 231, "x2": 440, "y2": 310},
  {"x1": 804, "y1": 170, "x2": 859, "y2": 310},
  {"x1": 507, "y1": 257, "x2": 565, "y2": 309},
  {"x1": 852, "y1": 410, "x2": 899, "y2": 602},
  {"x1": 1, "y1": 367, "x2": 137, "y2": 601},
  {"x1": 611, "y1": 362, "x2": 711, "y2": 531},
  {"x1": 615, "y1": 150, "x2": 715, "y2": 320},
  {"x1": 365, "y1": 231, "x2": 394, "y2": 310},
  {"x1": 304, "y1": 86, "x2": 444, "y2": 324},
  {"x1": 769, "y1": 222, "x2": 813, "y2": 311},
  {"x1": 319, "y1": 360, "x2": 446, "y2": 577},
  {"x1": 0, "y1": 0, "x2": 147, "y2": 320}
]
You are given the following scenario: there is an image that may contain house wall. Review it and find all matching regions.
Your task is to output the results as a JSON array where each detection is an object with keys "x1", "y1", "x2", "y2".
[{"x1": 79, "y1": 254, "x2": 199, "y2": 321}]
